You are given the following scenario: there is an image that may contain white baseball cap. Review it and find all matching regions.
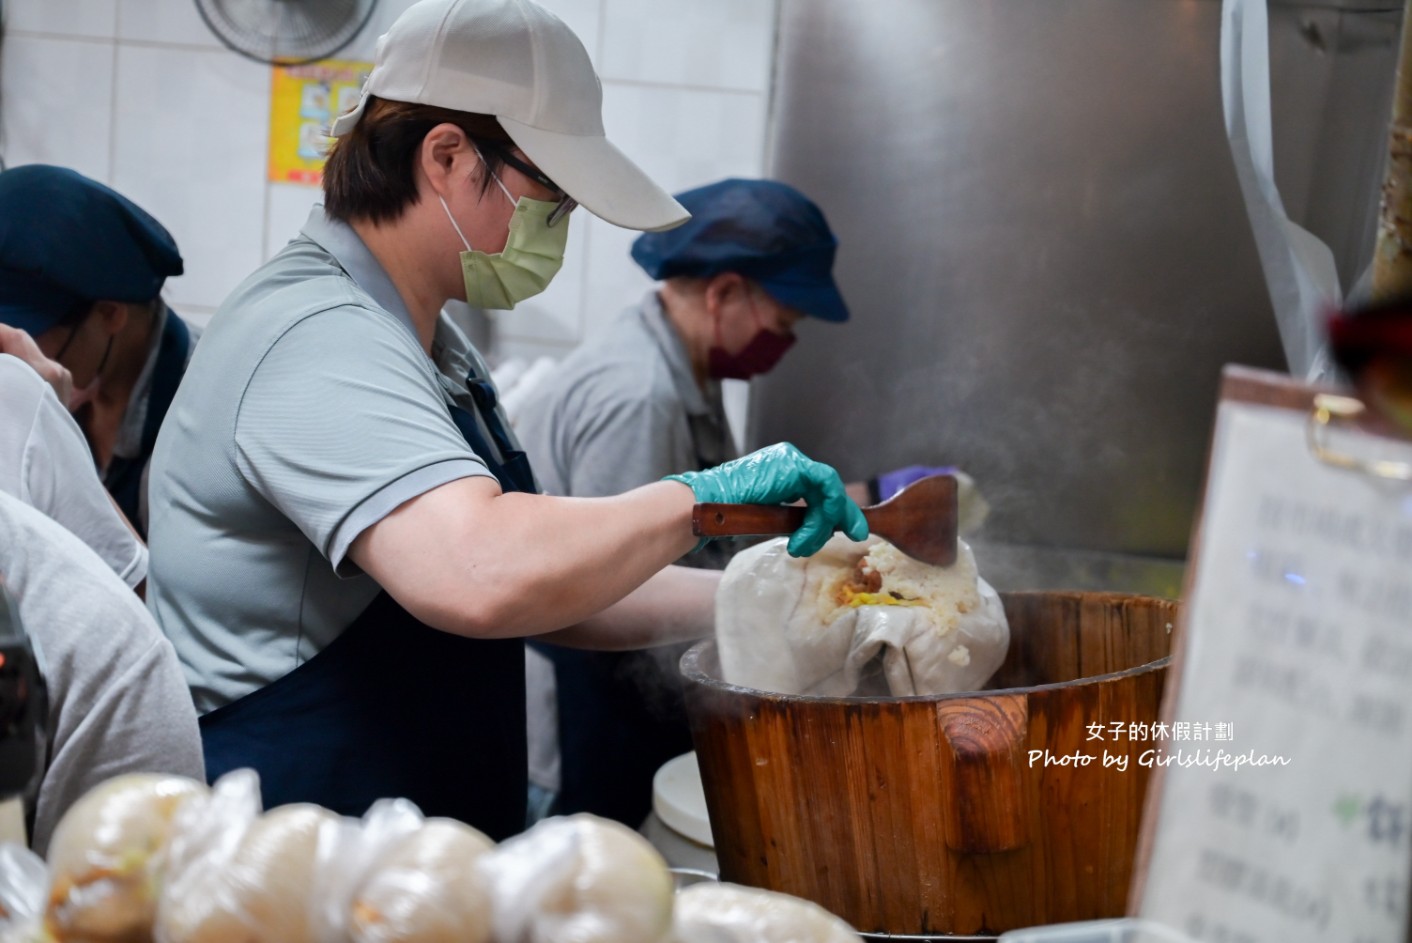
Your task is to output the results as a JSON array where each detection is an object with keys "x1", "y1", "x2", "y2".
[{"x1": 331, "y1": 0, "x2": 688, "y2": 232}]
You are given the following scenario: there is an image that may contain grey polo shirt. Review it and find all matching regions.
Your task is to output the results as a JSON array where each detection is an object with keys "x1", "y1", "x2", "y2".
[
  {"x1": 147, "y1": 208, "x2": 508, "y2": 714},
  {"x1": 514, "y1": 291, "x2": 735, "y2": 501}
]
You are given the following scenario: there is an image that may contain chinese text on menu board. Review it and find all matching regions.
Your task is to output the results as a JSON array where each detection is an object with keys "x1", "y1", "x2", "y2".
[{"x1": 1139, "y1": 400, "x2": 1412, "y2": 943}]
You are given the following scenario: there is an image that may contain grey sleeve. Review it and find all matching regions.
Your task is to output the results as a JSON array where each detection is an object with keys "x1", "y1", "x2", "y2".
[
  {"x1": 560, "y1": 372, "x2": 694, "y2": 499},
  {"x1": 15, "y1": 370, "x2": 147, "y2": 588},
  {"x1": 29, "y1": 635, "x2": 204, "y2": 856},
  {"x1": 234, "y1": 308, "x2": 495, "y2": 571}
]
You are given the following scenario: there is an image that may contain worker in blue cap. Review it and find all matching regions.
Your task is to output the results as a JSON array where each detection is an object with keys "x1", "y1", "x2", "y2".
[
  {"x1": 0, "y1": 164, "x2": 198, "y2": 537},
  {"x1": 515, "y1": 178, "x2": 959, "y2": 826}
]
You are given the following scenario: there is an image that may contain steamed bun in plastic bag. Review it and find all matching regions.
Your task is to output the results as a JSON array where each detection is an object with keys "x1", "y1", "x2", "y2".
[
  {"x1": 156, "y1": 802, "x2": 336, "y2": 943},
  {"x1": 0, "y1": 843, "x2": 50, "y2": 943},
  {"x1": 45, "y1": 773, "x2": 209, "y2": 942},
  {"x1": 716, "y1": 535, "x2": 1008, "y2": 696},
  {"x1": 671, "y1": 882, "x2": 862, "y2": 943},
  {"x1": 348, "y1": 818, "x2": 495, "y2": 943},
  {"x1": 481, "y1": 814, "x2": 673, "y2": 943}
]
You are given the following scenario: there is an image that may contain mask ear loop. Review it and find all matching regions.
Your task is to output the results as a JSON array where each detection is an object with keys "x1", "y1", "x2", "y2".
[
  {"x1": 438, "y1": 144, "x2": 521, "y2": 251},
  {"x1": 439, "y1": 195, "x2": 474, "y2": 252}
]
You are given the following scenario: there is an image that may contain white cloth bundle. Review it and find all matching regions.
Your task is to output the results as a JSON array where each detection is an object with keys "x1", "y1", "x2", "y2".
[{"x1": 716, "y1": 535, "x2": 1009, "y2": 696}]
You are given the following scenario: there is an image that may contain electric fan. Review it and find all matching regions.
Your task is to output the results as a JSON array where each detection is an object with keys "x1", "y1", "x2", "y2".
[{"x1": 194, "y1": 0, "x2": 378, "y2": 66}]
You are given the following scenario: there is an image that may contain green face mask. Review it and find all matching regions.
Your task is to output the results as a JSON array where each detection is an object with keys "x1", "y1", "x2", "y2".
[{"x1": 439, "y1": 184, "x2": 569, "y2": 311}]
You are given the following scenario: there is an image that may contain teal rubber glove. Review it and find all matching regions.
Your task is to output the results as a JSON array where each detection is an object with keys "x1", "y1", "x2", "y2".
[{"x1": 665, "y1": 443, "x2": 869, "y2": 557}]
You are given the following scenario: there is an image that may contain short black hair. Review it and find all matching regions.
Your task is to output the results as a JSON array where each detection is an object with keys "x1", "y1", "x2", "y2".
[{"x1": 323, "y1": 96, "x2": 514, "y2": 225}]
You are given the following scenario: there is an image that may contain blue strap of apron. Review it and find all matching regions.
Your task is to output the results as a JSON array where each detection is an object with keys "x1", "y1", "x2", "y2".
[
  {"x1": 105, "y1": 313, "x2": 191, "y2": 534},
  {"x1": 450, "y1": 374, "x2": 538, "y2": 495}
]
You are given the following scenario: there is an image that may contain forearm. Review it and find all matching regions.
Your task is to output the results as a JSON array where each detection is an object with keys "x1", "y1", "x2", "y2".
[
  {"x1": 353, "y1": 477, "x2": 702, "y2": 638},
  {"x1": 355, "y1": 442, "x2": 865, "y2": 643},
  {"x1": 538, "y1": 563, "x2": 720, "y2": 650}
]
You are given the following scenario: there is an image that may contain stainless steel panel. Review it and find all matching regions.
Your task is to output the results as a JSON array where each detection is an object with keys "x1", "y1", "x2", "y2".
[
  {"x1": 751, "y1": 0, "x2": 1400, "y2": 560},
  {"x1": 970, "y1": 540, "x2": 1187, "y2": 599}
]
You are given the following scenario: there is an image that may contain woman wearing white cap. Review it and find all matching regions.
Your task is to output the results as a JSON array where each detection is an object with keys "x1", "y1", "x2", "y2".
[{"x1": 145, "y1": 0, "x2": 867, "y2": 839}]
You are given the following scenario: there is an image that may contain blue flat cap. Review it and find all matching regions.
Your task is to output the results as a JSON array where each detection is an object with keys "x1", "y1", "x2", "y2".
[
  {"x1": 0, "y1": 165, "x2": 183, "y2": 336},
  {"x1": 631, "y1": 178, "x2": 849, "y2": 323}
]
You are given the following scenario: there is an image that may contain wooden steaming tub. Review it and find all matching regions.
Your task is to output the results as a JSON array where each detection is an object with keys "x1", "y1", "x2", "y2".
[{"x1": 680, "y1": 591, "x2": 1176, "y2": 937}]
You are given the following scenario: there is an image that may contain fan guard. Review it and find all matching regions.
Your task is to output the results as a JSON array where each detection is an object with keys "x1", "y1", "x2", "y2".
[{"x1": 195, "y1": 0, "x2": 378, "y2": 66}]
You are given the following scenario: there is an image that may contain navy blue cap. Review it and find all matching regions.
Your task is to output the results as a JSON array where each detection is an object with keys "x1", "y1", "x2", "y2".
[
  {"x1": 0, "y1": 165, "x2": 183, "y2": 336},
  {"x1": 630, "y1": 178, "x2": 849, "y2": 323}
]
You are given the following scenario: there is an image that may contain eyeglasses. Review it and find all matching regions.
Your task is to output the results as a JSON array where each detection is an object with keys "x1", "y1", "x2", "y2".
[{"x1": 479, "y1": 142, "x2": 578, "y2": 227}]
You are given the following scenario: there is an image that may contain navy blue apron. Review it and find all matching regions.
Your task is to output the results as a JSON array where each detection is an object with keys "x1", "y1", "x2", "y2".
[
  {"x1": 199, "y1": 373, "x2": 537, "y2": 841},
  {"x1": 104, "y1": 312, "x2": 190, "y2": 538}
]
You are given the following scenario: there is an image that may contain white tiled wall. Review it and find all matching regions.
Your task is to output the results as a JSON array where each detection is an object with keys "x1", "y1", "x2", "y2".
[{"x1": 1, "y1": 0, "x2": 778, "y2": 376}]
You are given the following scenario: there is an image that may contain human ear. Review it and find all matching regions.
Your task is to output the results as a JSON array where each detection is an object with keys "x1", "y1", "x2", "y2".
[
  {"x1": 420, "y1": 123, "x2": 476, "y2": 197},
  {"x1": 93, "y1": 300, "x2": 129, "y2": 337},
  {"x1": 704, "y1": 272, "x2": 747, "y2": 312}
]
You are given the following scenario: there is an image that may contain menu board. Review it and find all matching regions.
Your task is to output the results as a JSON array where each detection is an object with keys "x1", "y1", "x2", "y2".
[{"x1": 1133, "y1": 366, "x2": 1412, "y2": 943}]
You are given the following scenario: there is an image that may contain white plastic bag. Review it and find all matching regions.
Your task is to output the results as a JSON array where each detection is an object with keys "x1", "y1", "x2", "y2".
[
  {"x1": 318, "y1": 799, "x2": 495, "y2": 943},
  {"x1": 670, "y1": 882, "x2": 862, "y2": 943},
  {"x1": 44, "y1": 773, "x2": 209, "y2": 942},
  {"x1": 715, "y1": 535, "x2": 1009, "y2": 696},
  {"x1": 480, "y1": 814, "x2": 674, "y2": 943},
  {"x1": 0, "y1": 843, "x2": 49, "y2": 943},
  {"x1": 155, "y1": 769, "x2": 337, "y2": 943}
]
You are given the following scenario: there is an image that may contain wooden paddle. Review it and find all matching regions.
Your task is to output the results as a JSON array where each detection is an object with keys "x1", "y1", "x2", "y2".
[{"x1": 691, "y1": 473, "x2": 958, "y2": 566}]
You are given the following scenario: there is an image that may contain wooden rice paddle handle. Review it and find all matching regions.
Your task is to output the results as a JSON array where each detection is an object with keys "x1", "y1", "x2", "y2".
[{"x1": 691, "y1": 473, "x2": 958, "y2": 567}]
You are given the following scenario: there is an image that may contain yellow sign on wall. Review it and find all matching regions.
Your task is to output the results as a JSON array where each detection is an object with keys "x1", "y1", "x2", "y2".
[{"x1": 268, "y1": 59, "x2": 371, "y2": 186}]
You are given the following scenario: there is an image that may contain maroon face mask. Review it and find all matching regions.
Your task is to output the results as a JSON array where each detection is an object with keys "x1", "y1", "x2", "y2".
[{"x1": 707, "y1": 327, "x2": 797, "y2": 380}]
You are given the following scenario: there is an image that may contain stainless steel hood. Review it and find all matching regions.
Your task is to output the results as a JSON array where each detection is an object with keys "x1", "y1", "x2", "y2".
[{"x1": 750, "y1": 0, "x2": 1401, "y2": 567}]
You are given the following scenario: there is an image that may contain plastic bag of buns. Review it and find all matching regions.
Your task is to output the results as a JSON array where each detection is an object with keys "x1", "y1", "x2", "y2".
[
  {"x1": 316, "y1": 798, "x2": 496, "y2": 943},
  {"x1": 670, "y1": 882, "x2": 862, "y2": 943},
  {"x1": 480, "y1": 814, "x2": 674, "y2": 943},
  {"x1": 0, "y1": 843, "x2": 49, "y2": 943},
  {"x1": 44, "y1": 773, "x2": 209, "y2": 942},
  {"x1": 715, "y1": 534, "x2": 1009, "y2": 697},
  {"x1": 154, "y1": 769, "x2": 336, "y2": 943}
]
